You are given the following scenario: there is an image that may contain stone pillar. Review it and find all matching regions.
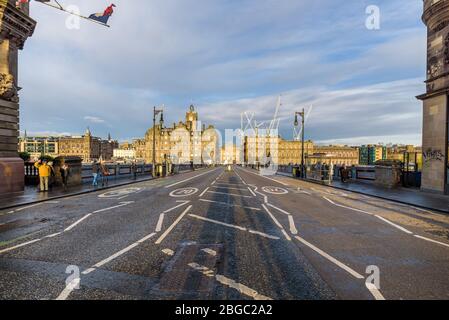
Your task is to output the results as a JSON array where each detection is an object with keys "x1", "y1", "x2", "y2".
[
  {"x1": 0, "y1": 0, "x2": 36, "y2": 194},
  {"x1": 417, "y1": 0, "x2": 449, "y2": 194}
]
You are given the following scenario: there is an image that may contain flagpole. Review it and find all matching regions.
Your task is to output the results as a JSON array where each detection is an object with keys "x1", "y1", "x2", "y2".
[{"x1": 36, "y1": 1, "x2": 111, "y2": 27}]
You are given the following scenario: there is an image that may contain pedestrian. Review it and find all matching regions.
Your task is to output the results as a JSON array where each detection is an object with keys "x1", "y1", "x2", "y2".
[
  {"x1": 92, "y1": 161, "x2": 100, "y2": 187},
  {"x1": 339, "y1": 165, "x2": 348, "y2": 183},
  {"x1": 131, "y1": 162, "x2": 137, "y2": 180},
  {"x1": 60, "y1": 163, "x2": 70, "y2": 191},
  {"x1": 34, "y1": 159, "x2": 51, "y2": 192},
  {"x1": 100, "y1": 161, "x2": 109, "y2": 187}
]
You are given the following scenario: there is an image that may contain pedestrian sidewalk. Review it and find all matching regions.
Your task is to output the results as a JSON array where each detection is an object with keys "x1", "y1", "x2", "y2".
[
  {"x1": 0, "y1": 175, "x2": 154, "y2": 211},
  {"x1": 276, "y1": 172, "x2": 449, "y2": 214}
]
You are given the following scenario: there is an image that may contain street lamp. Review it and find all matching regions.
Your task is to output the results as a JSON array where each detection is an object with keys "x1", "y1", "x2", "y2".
[
  {"x1": 294, "y1": 109, "x2": 305, "y2": 178},
  {"x1": 152, "y1": 106, "x2": 164, "y2": 177}
]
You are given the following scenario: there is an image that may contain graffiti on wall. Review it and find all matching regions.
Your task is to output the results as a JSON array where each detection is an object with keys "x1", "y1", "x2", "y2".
[{"x1": 423, "y1": 149, "x2": 445, "y2": 163}]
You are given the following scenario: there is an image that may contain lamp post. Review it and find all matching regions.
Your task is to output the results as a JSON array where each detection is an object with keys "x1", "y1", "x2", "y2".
[
  {"x1": 152, "y1": 106, "x2": 164, "y2": 177},
  {"x1": 294, "y1": 109, "x2": 305, "y2": 178}
]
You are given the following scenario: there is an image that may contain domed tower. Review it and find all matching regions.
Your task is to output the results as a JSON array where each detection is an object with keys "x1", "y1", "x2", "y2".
[{"x1": 417, "y1": 0, "x2": 449, "y2": 194}]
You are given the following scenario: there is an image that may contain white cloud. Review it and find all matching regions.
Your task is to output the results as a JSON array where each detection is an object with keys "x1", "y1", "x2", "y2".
[
  {"x1": 84, "y1": 116, "x2": 106, "y2": 124},
  {"x1": 19, "y1": 0, "x2": 427, "y2": 144}
]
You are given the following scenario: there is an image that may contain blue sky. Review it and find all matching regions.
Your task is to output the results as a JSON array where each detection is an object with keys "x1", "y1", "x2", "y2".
[{"x1": 20, "y1": 0, "x2": 426, "y2": 145}]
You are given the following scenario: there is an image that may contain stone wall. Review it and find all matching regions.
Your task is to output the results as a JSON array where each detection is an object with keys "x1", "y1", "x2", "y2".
[{"x1": 421, "y1": 95, "x2": 447, "y2": 193}]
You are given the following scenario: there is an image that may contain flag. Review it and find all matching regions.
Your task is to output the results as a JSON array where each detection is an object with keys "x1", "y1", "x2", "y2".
[{"x1": 89, "y1": 4, "x2": 116, "y2": 25}]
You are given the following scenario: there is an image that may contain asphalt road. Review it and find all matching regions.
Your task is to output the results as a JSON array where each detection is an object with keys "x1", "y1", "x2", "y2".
[{"x1": 0, "y1": 166, "x2": 448, "y2": 300}]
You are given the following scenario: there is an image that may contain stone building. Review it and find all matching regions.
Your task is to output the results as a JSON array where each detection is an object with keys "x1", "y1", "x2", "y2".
[
  {"x1": 309, "y1": 145, "x2": 359, "y2": 166},
  {"x1": 243, "y1": 134, "x2": 314, "y2": 166},
  {"x1": 58, "y1": 128, "x2": 117, "y2": 162},
  {"x1": 18, "y1": 134, "x2": 59, "y2": 160},
  {"x1": 144, "y1": 105, "x2": 220, "y2": 165},
  {"x1": 417, "y1": 0, "x2": 449, "y2": 194},
  {"x1": 0, "y1": 0, "x2": 36, "y2": 193}
]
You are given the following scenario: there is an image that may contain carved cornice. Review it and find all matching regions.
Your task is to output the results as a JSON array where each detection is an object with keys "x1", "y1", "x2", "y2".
[{"x1": 0, "y1": 0, "x2": 36, "y2": 49}]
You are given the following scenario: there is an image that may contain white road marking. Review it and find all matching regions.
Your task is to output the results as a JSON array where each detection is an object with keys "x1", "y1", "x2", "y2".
[
  {"x1": 207, "y1": 191, "x2": 252, "y2": 198},
  {"x1": 58, "y1": 232, "x2": 158, "y2": 300},
  {"x1": 155, "y1": 214, "x2": 165, "y2": 232},
  {"x1": 0, "y1": 238, "x2": 42, "y2": 254},
  {"x1": 234, "y1": 169, "x2": 247, "y2": 185},
  {"x1": 248, "y1": 230, "x2": 280, "y2": 240},
  {"x1": 265, "y1": 204, "x2": 298, "y2": 234},
  {"x1": 162, "y1": 248, "x2": 175, "y2": 256},
  {"x1": 288, "y1": 216, "x2": 298, "y2": 235},
  {"x1": 81, "y1": 268, "x2": 96, "y2": 275},
  {"x1": 281, "y1": 229, "x2": 292, "y2": 241},
  {"x1": 1, "y1": 202, "x2": 135, "y2": 254},
  {"x1": 55, "y1": 278, "x2": 80, "y2": 301},
  {"x1": 261, "y1": 204, "x2": 291, "y2": 241},
  {"x1": 365, "y1": 283, "x2": 386, "y2": 300},
  {"x1": 238, "y1": 167, "x2": 289, "y2": 186},
  {"x1": 214, "y1": 182, "x2": 247, "y2": 187},
  {"x1": 294, "y1": 236, "x2": 364, "y2": 279},
  {"x1": 414, "y1": 235, "x2": 449, "y2": 248},
  {"x1": 98, "y1": 187, "x2": 142, "y2": 198},
  {"x1": 262, "y1": 186, "x2": 288, "y2": 195},
  {"x1": 255, "y1": 190, "x2": 268, "y2": 203},
  {"x1": 93, "y1": 202, "x2": 134, "y2": 214},
  {"x1": 188, "y1": 214, "x2": 280, "y2": 240},
  {"x1": 201, "y1": 248, "x2": 217, "y2": 256},
  {"x1": 155, "y1": 205, "x2": 193, "y2": 244},
  {"x1": 93, "y1": 233, "x2": 157, "y2": 269},
  {"x1": 247, "y1": 187, "x2": 257, "y2": 197},
  {"x1": 117, "y1": 195, "x2": 129, "y2": 200},
  {"x1": 14, "y1": 203, "x2": 43, "y2": 212},
  {"x1": 211, "y1": 186, "x2": 250, "y2": 192},
  {"x1": 199, "y1": 187, "x2": 210, "y2": 197},
  {"x1": 199, "y1": 199, "x2": 261, "y2": 211},
  {"x1": 164, "y1": 200, "x2": 191, "y2": 213},
  {"x1": 165, "y1": 168, "x2": 219, "y2": 188},
  {"x1": 188, "y1": 263, "x2": 272, "y2": 300},
  {"x1": 374, "y1": 215, "x2": 413, "y2": 235},
  {"x1": 169, "y1": 188, "x2": 198, "y2": 198},
  {"x1": 323, "y1": 196, "x2": 373, "y2": 215},
  {"x1": 45, "y1": 232, "x2": 62, "y2": 238},
  {"x1": 64, "y1": 213, "x2": 92, "y2": 232},
  {"x1": 189, "y1": 214, "x2": 246, "y2": 231}
]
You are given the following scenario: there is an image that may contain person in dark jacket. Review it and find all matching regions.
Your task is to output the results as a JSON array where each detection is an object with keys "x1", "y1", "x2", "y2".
[{"x1": 60, "y1": 163, "x2": 70, "y2": 190}]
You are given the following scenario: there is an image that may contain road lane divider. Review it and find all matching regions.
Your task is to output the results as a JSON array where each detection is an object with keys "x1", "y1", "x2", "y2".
[
  {"x1": 261, "y1": 204, "x2": 291, "y2": 241},
  {"x1": 237, "y1": 167, "x2": 289, "y2": 186},
  {"x1": 414, "y1": 235, "x2": 449, "y2": 248},
  {"x1": 0, "y1": 202, "x2": 136, "y2": 255},
  {"x1": 365, "y1": 283, "x2": 386, "y2": 300},
  {"x1": 265, "y1": 203, "x2": 298, "y2": 235},
  {"x1": 56, "y1": 232, "x2": 158, "y2": 300},
  {"x1": 165, "y1": 168, "x2": 220, "y2": 189},
  {"x1": 155, "y1": 205, "x2": 193, "y2": 244},
  {"x1": 323, "y1": 196, "x2": 373, "y2": 215},
  {"x1": 188, "y1": 214, "x2": 280, "y2": 240},
  {"x1": 199, "y1": 199, "x2": 261, "y2": 211},
  {"x1": 207, "y1": 191, "x2": 252, "y2": 198},
  {"x1": 188, "y1": 262, "x2": 272, "y2": 300},
  {"x1": 374, "y1": 215, "x2": 413, "y2": 235},
  {"x1": 247, "y1": 187, "x2": 257, "y2": 197},
  {"x1": 199, "y1": 187, "x2": 210, "y2": 197},
  {"x1": 155, "y1": 214, "x2": 165, "y2": 232},
  {"x1": 294, "y1": 235, "x2": 364, "y2": 279}
]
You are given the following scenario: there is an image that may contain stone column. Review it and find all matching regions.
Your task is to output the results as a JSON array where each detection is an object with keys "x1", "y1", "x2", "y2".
[
  {"x1": 0, "y1": 0, "x2": 36, "y2": 194},
  {"x1": 417, "y1": 0, "x2": 449, "y2": 194}
]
